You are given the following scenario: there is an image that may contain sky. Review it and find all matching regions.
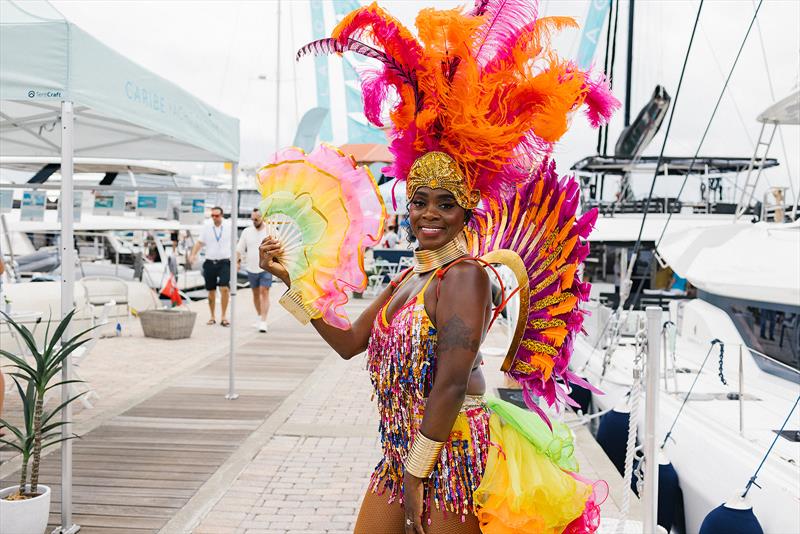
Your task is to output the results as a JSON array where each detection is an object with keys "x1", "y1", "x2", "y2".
[{"x1": 49, "y1": 0, "x2": 800, "y2": 204}]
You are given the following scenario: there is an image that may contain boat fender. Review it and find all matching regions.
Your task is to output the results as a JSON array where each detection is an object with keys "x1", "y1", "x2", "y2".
[
  {"x1": 596, "y1": 408, "x2": 632, "y2": 476},
  {"x1": 631, "y1": 452, "x2": 685, "y2": 533},
  {"x1": 699, "y1": 495, "x2": 764, "y2": 534}
]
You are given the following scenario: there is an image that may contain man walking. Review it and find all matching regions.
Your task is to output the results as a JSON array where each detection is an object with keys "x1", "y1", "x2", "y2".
[
  {"x1": 189, "y1": 206, "x2": 232, "y2": 326},
  {"x1": 237, "y1": 208, "x2": 271, "y2": 333}
]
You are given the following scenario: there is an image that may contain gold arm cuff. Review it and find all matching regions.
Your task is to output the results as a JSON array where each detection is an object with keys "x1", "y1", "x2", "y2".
[
  {"x1": 404, "y1": 432, "x2": 445, "y2": 479},
  {"x1": 278, "y1": 288, "x2": 322, "y2": 325}
]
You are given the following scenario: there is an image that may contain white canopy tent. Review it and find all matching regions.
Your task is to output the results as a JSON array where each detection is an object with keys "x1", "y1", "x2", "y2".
[{"x1": 1, "y1": 1, "x2": 240, "y2": 531}]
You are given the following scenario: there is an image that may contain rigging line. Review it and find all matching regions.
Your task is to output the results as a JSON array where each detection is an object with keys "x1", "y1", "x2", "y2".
[
  {"x1": 629, "y1": 0, "x2": 705, "y2": 260},
  {"x1": 661, "y1": 339, "x2": 724, "y2": 449},
  {"x1": 603, "y1": 0, "x2": 622, "y2": 157},
  {"x1": 752, "y1": 0, "x2": 796, "y2": 206},
  {"x1": 627, "y1": 0, "x2": 765, "y2": 310},
  {"x1": 742, "y1": 394, "x2": 800, "y2": 498},
  {"x1": 289, "y1": 1, "x2": 299, "y2": 127},
  {"x1": 597, "y1": 0, "x2": 614, "y2": 155},
  {"x1": 217, "y1": 1, "x2": 244, "y2": 102},
  {"x1": 651, "y1": 0, "x2": 764, "y2": 250},
  {"x1": 700, "y1": 25, "x2": 755, "y2": 149}
]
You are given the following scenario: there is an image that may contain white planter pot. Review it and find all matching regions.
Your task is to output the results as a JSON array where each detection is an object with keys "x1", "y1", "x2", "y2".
[{"x1": 0, "y1": 484, "x2": 51, "y2": 534}]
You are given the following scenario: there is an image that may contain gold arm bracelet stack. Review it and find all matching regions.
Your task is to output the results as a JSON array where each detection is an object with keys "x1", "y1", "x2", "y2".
[
  {"x1": 404, "y1": 432, "x2": 445, "y2": 478},
  {"x1": 279, "y1": 288, "x2": 322, "y2": 325}
]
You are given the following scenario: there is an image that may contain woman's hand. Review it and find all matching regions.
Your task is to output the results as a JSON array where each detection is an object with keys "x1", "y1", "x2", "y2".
[
  {"x1": 258, "y1": 237, "x2": 290, "y2": 286},
  {"x1": 403, "y1": 472, "x2": 426, "y2": 534}
]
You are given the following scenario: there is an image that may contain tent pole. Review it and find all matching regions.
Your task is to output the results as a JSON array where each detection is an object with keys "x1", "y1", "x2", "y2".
[
  {"x1": 59, "y1": 100, "x2": 80, "y2": 534},
  {"x1": 226, "y1": 162, "x2": 239, "y2": 401}
]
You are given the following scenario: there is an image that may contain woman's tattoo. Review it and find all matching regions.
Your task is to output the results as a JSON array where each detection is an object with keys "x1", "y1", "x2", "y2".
[{"x1": 438, "y1": 314, "x2": 480, "y2": 353}]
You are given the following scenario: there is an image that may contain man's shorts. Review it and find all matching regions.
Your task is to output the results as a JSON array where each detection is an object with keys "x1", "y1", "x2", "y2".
[
  {"x1": 203, "y1": 259, "x2": 230, "y2": 290},
  {"x1": 247, "y1": 270, "x2": 273, "y2": 288}
]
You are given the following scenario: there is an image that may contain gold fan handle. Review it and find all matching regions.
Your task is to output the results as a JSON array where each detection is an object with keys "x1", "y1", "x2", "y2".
[{"x1": 279, "y1": 288, "x2": 322, "y2": 325}]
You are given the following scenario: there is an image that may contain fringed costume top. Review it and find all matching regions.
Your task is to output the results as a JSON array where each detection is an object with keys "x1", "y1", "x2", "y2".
[{"x1": 367, "y1": 271, "x2": 491, "y2": 518}]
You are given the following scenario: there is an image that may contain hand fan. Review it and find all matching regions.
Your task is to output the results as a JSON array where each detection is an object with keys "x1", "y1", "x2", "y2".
[{"x1": 256, "y1": 144, "x2": 386, "y2": 329}]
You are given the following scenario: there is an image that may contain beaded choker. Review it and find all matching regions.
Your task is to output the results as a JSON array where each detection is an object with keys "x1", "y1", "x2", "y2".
[{"x1": 413, "y1": 237, "x2": 467, "y2": 274}]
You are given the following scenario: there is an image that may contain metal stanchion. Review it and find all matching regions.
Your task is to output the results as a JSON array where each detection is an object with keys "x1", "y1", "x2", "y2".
[
  {"x1": 643, "y1": 306, "x2": 662, "y2": 534},
  {"x1": 57, "y1": 99, "x2": 80, "y2": 534},
  {"x1": 226, "y1": 162, "x2": 239, "y2": 400}
]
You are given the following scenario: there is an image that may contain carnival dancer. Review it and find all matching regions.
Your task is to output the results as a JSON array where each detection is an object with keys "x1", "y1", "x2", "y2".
[{"x1": 260, "y1": 1, "x2": 618, "y2": 532}]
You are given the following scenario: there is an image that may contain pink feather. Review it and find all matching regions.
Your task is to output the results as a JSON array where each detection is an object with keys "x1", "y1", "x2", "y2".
[
  {"x1": 473, "y1": 0, "x2": 540, "y2": 67},
  {"x1": 334, "y1": 4, "x2": 424, "y2": 74},
  {"x1": 583, "y1": 75, "x2": 620, "y2": 127}
]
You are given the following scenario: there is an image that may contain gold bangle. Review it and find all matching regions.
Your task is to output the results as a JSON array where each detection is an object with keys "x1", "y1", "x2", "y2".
[
  {"x1": 278, "y1": 288, "x2": 322, "y2": 325},
  {"x1": 404, "y1": 432, "x2": 445, "y2": 479}
]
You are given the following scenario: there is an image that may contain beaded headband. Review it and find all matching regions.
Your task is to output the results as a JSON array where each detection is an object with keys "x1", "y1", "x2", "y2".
[{"x1": 406, "y1": 152, "x2": 480, "y2": 210}]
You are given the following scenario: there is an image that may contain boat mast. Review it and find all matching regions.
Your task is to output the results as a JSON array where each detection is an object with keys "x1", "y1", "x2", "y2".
[
  {"x1": 275, "y1": 0, "x2": 282, "y2": 154},
  {"x1": 625, "y1": 0, "x2": 635, "y2": 126}
]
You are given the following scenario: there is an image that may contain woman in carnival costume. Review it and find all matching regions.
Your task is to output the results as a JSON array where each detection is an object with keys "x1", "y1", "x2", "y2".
[{"x1": 259, "y1": 1, "x2": 619, "y2": 532}]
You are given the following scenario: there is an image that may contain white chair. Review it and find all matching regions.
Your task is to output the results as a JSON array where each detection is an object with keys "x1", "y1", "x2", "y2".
[
  {"x1": 398, "y1": 256, "x2": 415, "y2": 270},
  {"x1": 79, "y1": 276, "x2": 130, "y2": 334},
  {"x1": 364, "y1": 274, "x2": 386, "y2": 297},
  {"x1": 36, "y1": 302, "x2": 110, "y2": 410}
]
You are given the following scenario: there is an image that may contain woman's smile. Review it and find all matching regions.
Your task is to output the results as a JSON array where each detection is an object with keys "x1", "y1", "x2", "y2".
[{"x1": 408, "y1": 187, "x2": 467, "y2": 250}]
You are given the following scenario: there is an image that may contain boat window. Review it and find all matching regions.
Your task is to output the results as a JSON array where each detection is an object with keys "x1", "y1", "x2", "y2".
[{"x1": 730, "y1": 305, "x2": 800, "y2": 379}]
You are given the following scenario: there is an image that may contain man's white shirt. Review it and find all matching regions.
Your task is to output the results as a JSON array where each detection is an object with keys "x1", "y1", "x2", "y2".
[
  {"x1": 199, "y1": 220, "x2": 232, "y2": 260},
  {"x1": 237, "y1": 224, "x2": 268, "y2": 273}
]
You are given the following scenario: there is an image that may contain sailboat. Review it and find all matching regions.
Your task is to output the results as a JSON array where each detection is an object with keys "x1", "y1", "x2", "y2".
[{"x1": 567, "y1": 1, "x2": 800, "y2": 530}]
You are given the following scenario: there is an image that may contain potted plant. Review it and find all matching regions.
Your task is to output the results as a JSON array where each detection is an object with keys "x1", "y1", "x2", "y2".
[{"x1": 0, "y1": 310, "x2": 91, "y2": 534}]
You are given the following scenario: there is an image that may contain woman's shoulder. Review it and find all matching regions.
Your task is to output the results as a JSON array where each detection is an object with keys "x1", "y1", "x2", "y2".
[{"x1": 439, "y1": 259, "x2": 490, "y2": 290}]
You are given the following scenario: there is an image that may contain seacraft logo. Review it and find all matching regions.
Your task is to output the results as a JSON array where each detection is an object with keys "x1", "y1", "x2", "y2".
[{"x1": 27, "y1": 89, "x2": 63, "y2": 98}]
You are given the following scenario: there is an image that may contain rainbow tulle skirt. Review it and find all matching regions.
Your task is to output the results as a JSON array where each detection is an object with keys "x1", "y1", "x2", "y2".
[{"x1": 473, "y1": 398, "x2": 607, "y2": 533}]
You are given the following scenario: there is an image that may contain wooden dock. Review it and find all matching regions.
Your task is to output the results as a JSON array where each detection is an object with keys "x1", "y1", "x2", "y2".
[{"x1": 1, "y1": 308, "x2": 329, "y2": 533}]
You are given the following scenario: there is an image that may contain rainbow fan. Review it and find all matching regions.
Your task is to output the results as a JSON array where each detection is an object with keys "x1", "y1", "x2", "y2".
[{"x1": 255, "y1": 144, "x2": 386, "y2": 329}]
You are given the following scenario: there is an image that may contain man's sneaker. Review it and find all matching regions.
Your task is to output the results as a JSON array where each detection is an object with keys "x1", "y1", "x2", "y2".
[{"x1": 259, "y1": 321, "x2": 268, "y2": 333}]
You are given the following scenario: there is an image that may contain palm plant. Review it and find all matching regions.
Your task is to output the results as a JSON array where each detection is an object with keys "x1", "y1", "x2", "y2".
[{"x1": 0, "y1": 310, "x2": 93, "y2": 498}]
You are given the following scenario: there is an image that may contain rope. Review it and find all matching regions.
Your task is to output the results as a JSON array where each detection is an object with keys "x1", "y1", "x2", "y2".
[
  {"x1": 661, "y1": 339, "x2": 724, "y2": 449},
  {"x1": 752, "y1": 0, "x2": 795, "y2": 207},
  {"x1": 742, "y1": 395, "x2": 800, "y2": 497},
  {"x1": 615, "y1": 316, "x2": 647, "y2": 534}
]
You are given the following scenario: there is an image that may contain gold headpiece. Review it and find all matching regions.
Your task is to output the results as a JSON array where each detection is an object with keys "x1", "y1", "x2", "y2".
[{"x1": 407, "y1": 151, "x2": 480, "y2": 209}]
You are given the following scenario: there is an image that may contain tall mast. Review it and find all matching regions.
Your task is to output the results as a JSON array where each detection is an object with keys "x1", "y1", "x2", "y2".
[
  {"x1": 274, "y1": 0, "x2": 282, "y2": 153},
  {"x1": 624, "y1": 0, "x2": 635, "y2": 126}
]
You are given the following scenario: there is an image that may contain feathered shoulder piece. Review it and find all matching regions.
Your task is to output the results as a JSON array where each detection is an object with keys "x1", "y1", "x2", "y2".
[
  {"x1": 465, "y1": 160, "x2": 602, "y2": 419},
  {"x1": 298, "y1": 0, "x2": 618, "y2": 200}
]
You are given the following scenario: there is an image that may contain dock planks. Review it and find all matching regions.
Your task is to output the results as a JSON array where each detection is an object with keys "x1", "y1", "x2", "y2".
[{"x1": 1, "y1": 317, "x2": 326, "y2": 533}]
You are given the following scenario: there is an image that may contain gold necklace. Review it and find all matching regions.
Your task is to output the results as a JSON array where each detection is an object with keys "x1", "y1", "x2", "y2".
[{"x1": 413, "y1": 237, "x2": 467, "y2": 274}]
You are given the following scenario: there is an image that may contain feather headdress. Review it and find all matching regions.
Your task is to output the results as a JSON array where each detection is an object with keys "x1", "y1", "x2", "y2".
[{"x1": 298, "y1": 0, "x2": 618, "y2": 202}]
